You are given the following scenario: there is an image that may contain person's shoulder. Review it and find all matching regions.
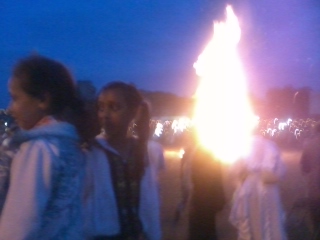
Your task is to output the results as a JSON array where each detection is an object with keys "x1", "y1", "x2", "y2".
[
  {"x1": 19, "y1": 139, "x2": 60, "y2": 159},
  {"x1": 10, "y1": 139, "x2": 59, "y2": 168},
  {"x1": 19, "y1": 138, "x2": 50, "y2": 150},
  {"x1": 147, "y1": 140, "x2": 163, "y2": 151},
  {"x1": 82, "y1": 139, "x2": 104, "y2": 155},
  {"x1": 148, "y1": 139, "x2": 162, "y2": 147},
  {"x1": 82, "y1": 138, "x2": 116, "y2": 167},
  {"x1": 254, "y1": 135, "x2": 279, "y2": 149}
]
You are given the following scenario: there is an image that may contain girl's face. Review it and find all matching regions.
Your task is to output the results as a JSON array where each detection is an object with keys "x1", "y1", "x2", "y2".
[
  {"x1": 97, "y1": 89, "x2": 135, "y2": 138},
  {"x1": 8, "y1": 78, "x2": 47, "y2": 130}
]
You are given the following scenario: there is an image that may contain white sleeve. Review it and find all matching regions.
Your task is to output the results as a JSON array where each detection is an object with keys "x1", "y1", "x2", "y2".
[
  {"x1": 155, "y1": 144, "x2": 165, "y2": 172},
  {"x1": 0, "y1": 140, "x2": 55, "y2": 240},
  {"x1": 148, "y1": 141, "x2": 165, "y2": 172}
]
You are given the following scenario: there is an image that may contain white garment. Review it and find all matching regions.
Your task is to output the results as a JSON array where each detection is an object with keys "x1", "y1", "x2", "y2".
[
  {"x1": 83, "y1": 135, "x2": 162, "y2": 240},
  {"x1": 147, "y1": 140, "x2": 165, "y2": 180},
  {"x1": 229, "y1": 136, "x2": 287, "y2": 240},
  {"x1": 0, "y1": 121, "x2": 84, "y2": 240}
]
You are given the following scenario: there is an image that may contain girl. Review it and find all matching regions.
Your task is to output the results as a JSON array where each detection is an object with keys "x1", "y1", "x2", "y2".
[
  {"x1": 83, "y1": 82, "x2": 161, "y2": 240},
  {"x1": 0, "y1": 55, "x2": 88, "y2": 239}
]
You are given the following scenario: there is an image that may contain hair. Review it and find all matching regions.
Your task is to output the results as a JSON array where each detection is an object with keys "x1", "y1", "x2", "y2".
[
  {"x1": 134, "y1": 101, "x2": 151, "y2": 143},
  {"x1": 99, "y1": 81, "x2": 143, "y2": 113},
  {"x1": 12, "y1": 55, "x2": 92, "y2": 143}
]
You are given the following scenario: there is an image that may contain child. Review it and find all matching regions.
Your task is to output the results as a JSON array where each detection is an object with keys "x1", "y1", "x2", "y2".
[
  {"x1": 83, "y1": 81, "x2": 161, "y2": 240},
  {"x1": 0, "y1": 55, "x2": 87, "y2": 239}
]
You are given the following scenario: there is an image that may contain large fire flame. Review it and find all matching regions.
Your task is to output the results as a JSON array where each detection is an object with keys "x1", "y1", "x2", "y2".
[{"x1": 193, "y1": 5, "x2": 256, "y2": 164}]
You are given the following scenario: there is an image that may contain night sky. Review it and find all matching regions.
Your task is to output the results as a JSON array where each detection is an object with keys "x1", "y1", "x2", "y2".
[{"x1": 1, "y1": 0, "x2": 320, "y2": 108}]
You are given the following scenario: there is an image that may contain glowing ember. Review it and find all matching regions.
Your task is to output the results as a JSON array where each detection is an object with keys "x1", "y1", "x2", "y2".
[{"x1": 193, "y1": 5, "x2": 256, "y2": 164}]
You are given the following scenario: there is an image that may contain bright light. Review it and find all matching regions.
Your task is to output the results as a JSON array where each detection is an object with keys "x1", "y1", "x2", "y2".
[
  {"x1": 179, "y1": 148, "x2": 185, "y2": 159},
  {"x1": 294, "y1": 129, "x2": 301, "y2": 139},
  {"x1": 171, "y1": 117, "x2": 191, "y2": 133},
  {"x1": 154, "y1": 122, "x2": 163, "y2": 137},
  {"x1": 193, "y1": 5, "x2": 256, "y2": 164},
  {"x1": 278, "y1": 122, "x2": 287, "y2": 131}
]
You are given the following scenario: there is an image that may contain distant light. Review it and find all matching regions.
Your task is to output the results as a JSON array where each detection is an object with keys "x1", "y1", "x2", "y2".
[
  {"x1": 154, "y1": 123, "x2": 163, "y2": 137},
  {"x1": 179, "y1": 148, "x2": 185, "y2": 159},
  {"x1": 278, "y1": 122, "x2": 287, "y2": 131},
  {"x1": 294, "y1": 129, "x2": 301, "y2": 139},
  {"x1": 171, "y1": 117, "x2": 190, "y2": 133}
]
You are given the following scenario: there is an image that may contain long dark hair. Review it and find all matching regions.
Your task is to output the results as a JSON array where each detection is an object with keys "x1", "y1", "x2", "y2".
[{"x1": 12, "y1": 55, "x2": 92, "y2": 143}]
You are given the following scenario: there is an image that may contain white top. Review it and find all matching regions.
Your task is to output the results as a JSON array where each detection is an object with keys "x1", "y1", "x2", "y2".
[
  {"x1": 229, "y1": 136, "x2": 287, "y2": 240},
  {"x1": 83, "y1": 135, "x2": 162, "y2": 240},
  {"x1": 147, "y1": 140, "x2": 165, "y2": 179}
]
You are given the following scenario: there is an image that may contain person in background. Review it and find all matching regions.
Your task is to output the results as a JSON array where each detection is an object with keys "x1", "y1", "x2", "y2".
[
  {"x1": 229, "y1": 133, "x2": 287, "y2": 240},
  {"x1": 132, "y1": 101, "x2": 166, "y2": 182},
  {"x1": 83, "y1": 81, "x2": 161, "y2": 240},
  {"x1": 300, "y1": 123, "x2": 320, "y2": 239},
  {"x1": 179, "y1": 130, "x2": 226, "y2": 240},
  {"x1": 147, "y1": 140, "x2": 165, "y2": 182},
  {"x1": 0, "y1": 55, "x2": 88, "y2": 239},
  {"x1": 0, "y1": 121, "x2": 18, "y2": 215}
]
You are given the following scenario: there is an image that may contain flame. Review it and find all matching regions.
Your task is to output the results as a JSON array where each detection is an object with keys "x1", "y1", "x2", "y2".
[{"x1": 193, "y1": 5, "x2": 256, "y2": 164}]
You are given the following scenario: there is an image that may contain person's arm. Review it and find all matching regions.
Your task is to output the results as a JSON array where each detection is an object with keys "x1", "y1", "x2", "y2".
[
  {"x1": 0, "y1": 140, "x2": 54, "y2": 240},
  {"x1": 154, "y1": 142, "x2": 165, "y2": 172}
]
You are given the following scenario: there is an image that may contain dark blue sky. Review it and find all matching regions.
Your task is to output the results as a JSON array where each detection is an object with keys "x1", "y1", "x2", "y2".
[{"x1": 1, "y1": 0, "x2": 320, "y2": 108}]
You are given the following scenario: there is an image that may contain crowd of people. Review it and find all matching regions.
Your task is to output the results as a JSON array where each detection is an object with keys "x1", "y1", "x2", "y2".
[
  {"x1": 0, "y1": 55, "x2": 319, "y2": 240},
  {"x1": 148, "y1": 116, "x2": 320, "y2": 150},
  {"x1": 0, "y1": 55, "x2": 163, "y2": 240}
]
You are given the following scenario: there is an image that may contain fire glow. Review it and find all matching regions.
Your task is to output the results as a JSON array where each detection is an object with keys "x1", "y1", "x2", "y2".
[{"x1": 193, "y1": 5, "x2": 256, "y2": 164}]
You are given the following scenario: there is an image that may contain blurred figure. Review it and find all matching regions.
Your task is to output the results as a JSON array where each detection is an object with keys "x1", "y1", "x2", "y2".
[
  {"x1": 0, "y1": 122, "x2": 18, "y2": 215},
  {"x1": 229, "y1": 135, "x2": 287, "y2": 240},
  {"x1": 83, "y1": 82, "x2": 161, "y2": 240},
  {"x1": 0, "y1": 55, "x2": 87, "y2": 239},
  {"x1": 300, "y1": 123, "x2": 320, "y2": 238},
  {"x1": 0, "y1": 148, "x2": 12, "y2": 216},
  {"x1": 179, "y1": 130, "x2": 226, "y2": 240},
  {"x1": 147, "y1": 140, "x2": 165, "y2": 181},
  {"x1": 134, "y1": 101, "x2": 166, "y2": 180}
]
